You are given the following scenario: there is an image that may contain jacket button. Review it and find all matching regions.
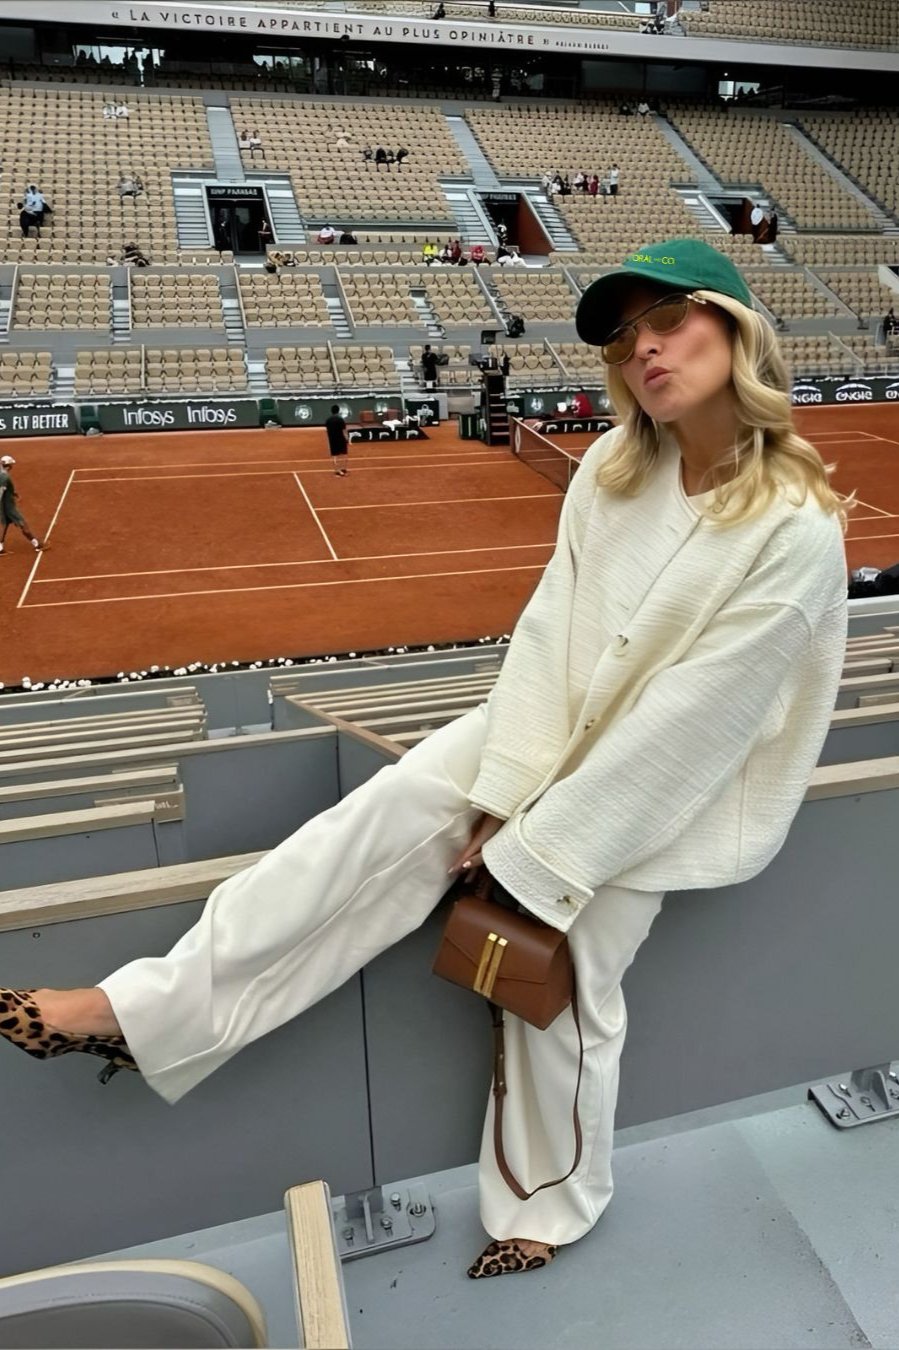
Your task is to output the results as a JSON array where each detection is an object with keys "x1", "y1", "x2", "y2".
[
  {"x1": 558, "y1": 895, "x2": 574, "y2": 907},
  {"x1": 584, "y1": 718, "x2": 595, "y2": 730},
  {"x1": 613, "y1": 634, "x2": 629, "y2": 654}
]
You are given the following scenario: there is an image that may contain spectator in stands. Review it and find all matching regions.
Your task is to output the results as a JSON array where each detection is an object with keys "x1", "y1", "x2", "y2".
[
  {"x1": 470, "y1": 243, "x2": 487, "y2": 266},
  {"x1": 882, "y1": 307, "x2": 897, "y2": 339},
  {"x1": 114, "y1": 102, "x2": 130, "y2": 119},
  {"x1": 1, "y1": 237, "x2": 856, "y2": 1291},
  {"x1": 549, "y1": 174, "x2": 562, "y2": 196},
  {"x1": 560, "y1": 175, "x2": 572, "y2": 196},
  {"x1": 258, "y1": 219, "x2": 273, "y2": 251},
  {"x1": 334, "y1": 132, "x2": 351, "y2": 150},
  {"x1": 362, "y1": 145, "x2": 373, "y2": 164},
  {"x1": 325, "y1": 404, "x2": 349, "y2": 476},
  {"x1": 102, "y1": 101, "x2": 117, "y2": 120},
  {"x1": 637, "y1": 99, "x2": 650, "y2": 115},
  {"x1": 237, "y1": 130, "x2": 252, "y2": 151},
  {"x1": 0, "y1": 455, "x2": 42, "y2": 556},
  {"x1": 421, "y1": 343, "x2": 439, "y2": 388},
  {"x1": 433, "y1": 0, "x2": 446, "y2": 17},
  {"x1": 749, "y1": 201, "x2": 765, "y2": 241},
  {"x1": 248, "y1": 130, "x2": 264, "y2": 159},
  {"x1": 339, "y1": 228, "x2": 358, "y2": 245},
  {"x1": 121, "y1": 241, "x2": 150, "y2": 266},
  {"x1": 488, "y1": 0, "x2": 496, "y2": 13},
  {"x1": 500, "y1": 351, "x2": 511, "y2": 377},
  {"x1": 395, "y1": 147, "x2": 409, "y2": 169},
  {"x1": 422, "y1": 239, "x2": 438, "y2": 264},
  {"x1": 450, "y1": 238, "x2": 463, "y2": 264},
  {"x1": 496, "y1": 220, "x2": 508, "y2": 245},
  {"x1": 440, "y1": 241, "x2": 455, "y2": 264},
  {"x1": 23, "y1": 185, "x2": 48, "y2": 225},
  {"x1": 571, "y1": 389, "x2": 593, "y2": 417},
  {"x1": 374, "y1": 146, "x2": 388, "y2": 171},
  {"x1": 608, "y1": 164, "x2": 620, "y2": 200},
  {"x1": 767, "y1": 211, "x2": 778, "y2": 243},
  {"x1": 588, "y1": 173, "x2": 600, "y2": 201},
  {"x1": 317, "y1": 224, "x2": 337, "y2": 244}
]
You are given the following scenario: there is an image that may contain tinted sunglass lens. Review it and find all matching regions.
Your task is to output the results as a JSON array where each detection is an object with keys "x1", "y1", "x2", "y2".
[
  {"x1": 650, "y1": 295, "x2": 689, "y2": 333},
  {"x1": 602, "y1": 331, "x2": 634, "y2": 364}
]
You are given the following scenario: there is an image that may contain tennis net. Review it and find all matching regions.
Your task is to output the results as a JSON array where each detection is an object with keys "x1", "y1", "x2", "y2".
[{"x1": 510, "y1": 418, "x2": 581, "y2": 492}]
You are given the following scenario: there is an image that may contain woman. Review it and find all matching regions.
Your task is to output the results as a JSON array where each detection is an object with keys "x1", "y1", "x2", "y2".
[{"x1": 0, "y1": 239, "x2": 851, "y2": 1280}]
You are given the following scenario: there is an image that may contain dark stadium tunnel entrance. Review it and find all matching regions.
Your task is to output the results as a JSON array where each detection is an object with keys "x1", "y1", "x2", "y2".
[{"x1": 206, "y1": 183, "x2": 270, "y2": 256}]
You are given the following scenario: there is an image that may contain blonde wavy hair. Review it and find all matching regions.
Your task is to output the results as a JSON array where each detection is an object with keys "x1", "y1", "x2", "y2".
[{"x1": 597, "y1": 289, "x2": 855, "y2": 532}]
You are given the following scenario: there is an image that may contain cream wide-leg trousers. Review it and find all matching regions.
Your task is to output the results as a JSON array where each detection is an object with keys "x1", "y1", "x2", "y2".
[{"x1": 100, "y1": 705, "x2": 664, "y2": 1246}]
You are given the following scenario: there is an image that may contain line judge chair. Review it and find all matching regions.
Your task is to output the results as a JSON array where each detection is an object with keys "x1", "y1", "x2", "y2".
[{"x1": 0, "y1": 1260, "x2": 267, "y2": 1349}]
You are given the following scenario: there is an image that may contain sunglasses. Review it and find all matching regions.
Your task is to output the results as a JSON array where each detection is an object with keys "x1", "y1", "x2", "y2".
[{"x1": 601, "y1": 292, "x2": 707, "y2": 365}]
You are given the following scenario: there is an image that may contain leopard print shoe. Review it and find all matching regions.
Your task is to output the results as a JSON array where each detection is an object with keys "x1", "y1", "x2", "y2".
[
  {"x1": 467, "y1": 1239, "x2": 558, "y2": 1279},
  {"x1": 0, "y1": 989, "x2": 137, "y2": 1081}
]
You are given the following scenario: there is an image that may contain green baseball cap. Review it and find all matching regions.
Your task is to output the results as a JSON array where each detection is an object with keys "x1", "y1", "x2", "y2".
[{"x1": 575, "y1": 237, "x2": 754, "y2": 346}]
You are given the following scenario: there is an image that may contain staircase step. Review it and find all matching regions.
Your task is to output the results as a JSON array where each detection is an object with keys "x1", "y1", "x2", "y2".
[
  {"x1": 173, "y1": 178, "x2": 212, "y2": 248},
  {"x1": 444, "y1": 116, "x2": 501, "y2": 188},
  {"x1": 207, "y1": 107, "x2": 246, "y2": 183}
]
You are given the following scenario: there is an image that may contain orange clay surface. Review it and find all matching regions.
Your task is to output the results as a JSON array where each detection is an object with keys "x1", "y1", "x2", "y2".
[{"x1": 0, "y1": 403, "x2": 896, "y2": 686}]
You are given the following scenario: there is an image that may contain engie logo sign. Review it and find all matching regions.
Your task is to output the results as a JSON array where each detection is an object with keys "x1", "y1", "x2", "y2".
[
  {"x1": 885, "y1": 382, "x2": 899, "y2": 401},
  {"x1": 834, "y1": 380, "x2": 874, "y2": 402},
  {"x1": 791, "y1": 382, "x2": 823, "y2": 405}
]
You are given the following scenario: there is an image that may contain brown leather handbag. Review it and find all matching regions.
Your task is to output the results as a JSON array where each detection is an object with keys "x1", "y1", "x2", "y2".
[{"x1": 432, "y1": 867, "x2": 583, "y2": 1200}]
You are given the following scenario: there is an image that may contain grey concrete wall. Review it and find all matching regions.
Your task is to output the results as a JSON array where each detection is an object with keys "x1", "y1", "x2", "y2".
[{"x1": 0, "y1": 902, "x2": 371, "y2": 1277}]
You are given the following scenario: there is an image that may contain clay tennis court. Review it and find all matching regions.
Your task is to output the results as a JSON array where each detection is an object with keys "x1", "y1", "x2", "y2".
[{"x1": 1, "y1": 403, "x2": 897, "y2": 685}]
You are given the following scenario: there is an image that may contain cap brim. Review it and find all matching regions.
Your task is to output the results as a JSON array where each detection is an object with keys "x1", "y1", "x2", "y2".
[{"x1": 575, "y1": 268, "x2": 695, "y2": 346}]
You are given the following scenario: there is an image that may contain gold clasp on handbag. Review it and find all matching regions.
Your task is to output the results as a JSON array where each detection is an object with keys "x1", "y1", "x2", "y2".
[{"x1": 473, "y1": 932, "x2": 508, "y2": 999}]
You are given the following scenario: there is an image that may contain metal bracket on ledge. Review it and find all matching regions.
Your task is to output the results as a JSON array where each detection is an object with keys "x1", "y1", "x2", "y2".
[
  {"x1": 808, "y1": 1063, "x2": 899, "y2": 1128},
  {"x1": 330, "y1": 1183, "x2": 435, "y2": 1262}
]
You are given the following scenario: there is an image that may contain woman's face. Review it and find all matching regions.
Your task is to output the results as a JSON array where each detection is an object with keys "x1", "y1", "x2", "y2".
[{"x1": 614, "y1": 285, "x2": 735, "y2": 429}]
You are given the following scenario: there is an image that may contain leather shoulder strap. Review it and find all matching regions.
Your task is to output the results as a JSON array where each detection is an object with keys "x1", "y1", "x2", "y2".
[{"x1": 489, "y1": 986, "x2": 584, "y2": 1201}]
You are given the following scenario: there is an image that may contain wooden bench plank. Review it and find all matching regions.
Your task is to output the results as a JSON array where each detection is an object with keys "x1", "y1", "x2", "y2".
[
  {"x1": 0, "y1": 729, "x2": 205, "y2": 766},
  {"x1": 284, "y1": 1182, "x2": 351, "y2": 1350},
  {"x1": 0, "y1": 800, "x2": 161, "y2": 845},
  {"x1": 0, "y1": 767, "x2": 180, "y2": 805},
  {"x1": 807, "y1": 755, "x2": 899, "y2": 799},
  {"x1": 0, "y1": 851, "x2": 265, "y2": 931}
]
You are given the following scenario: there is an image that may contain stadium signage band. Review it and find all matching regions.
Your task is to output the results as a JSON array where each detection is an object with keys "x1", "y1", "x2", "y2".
[
  {"x1": 92, "y1": 399, "x2": 260, "y2": 432},
  {"x1": 790, "y1": 377, "x2": 899, "y2": 406},
  {"x1": 14, "y1": 2, "x2": 899, "y2": 70},
  {"x1": 0, "y1": 404, "x2": 78, "y2": 437}
]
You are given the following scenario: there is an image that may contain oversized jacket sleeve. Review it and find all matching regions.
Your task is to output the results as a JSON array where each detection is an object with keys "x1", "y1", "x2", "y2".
[
  {"x1": 467, "y1": 434, "x2": 612, "y2": 819},
  {"x1": 481, "y1": 508, "x2": 847, "y2": 927}
]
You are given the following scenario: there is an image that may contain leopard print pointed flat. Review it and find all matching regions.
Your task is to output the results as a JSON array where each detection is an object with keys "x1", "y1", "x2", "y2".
[
  {"x1": 467, "y1": 1239, "x2": 558, "y2": 1279},
  {"x1": 0, "y1": 988, "x2": 137, "y2": 1081}
]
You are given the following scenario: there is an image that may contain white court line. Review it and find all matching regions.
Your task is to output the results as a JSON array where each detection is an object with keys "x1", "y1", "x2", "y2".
[
  {"x1": 72, "y1": 449, "x2": 507, "y2": 474},
  {"x1": 292, "y1": 472, "x2": 338, "y2": 561},
  {"x1": 852, "y1": 514, "x2": 899, "y2": 523},
  {"x1": 72, "y1": 458, "x2": 527, "y2": 483},
  {"x1": 845, "y1": 531, "x2": 899, "y2": 543},
  {"x1": 854, "y1": 499, "x2": 893, "y2": 517},
  {"x1": 318, "y1": 492, "x2": 553, "y2": 512},
  {"x1": 35, "y1": 540, "x2": 554, "y2": 585},
  {"x1": 21, "y1": 562, "x2": 546, "y2": 609},
  {"x1": 16, "y1": 468, "x2": 75, "y2": 610}
]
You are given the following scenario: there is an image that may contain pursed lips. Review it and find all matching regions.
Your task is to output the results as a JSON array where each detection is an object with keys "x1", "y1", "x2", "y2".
[{"x1": 644, "y1": 367, "x2": 671, "y2": 387}]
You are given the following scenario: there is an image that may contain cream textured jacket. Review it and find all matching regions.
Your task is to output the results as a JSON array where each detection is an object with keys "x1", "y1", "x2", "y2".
[{"x1": 473, "y1": 427, "x2": 848, "y2": 932}]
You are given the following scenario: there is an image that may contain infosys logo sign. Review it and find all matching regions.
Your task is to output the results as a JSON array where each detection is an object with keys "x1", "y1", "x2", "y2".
[
  {"x1": 792, "y1": 382, "x2": 822, "y2": 405},
  {"x1": 835, "y1": 380, "x2": 873, "y2": 402}
]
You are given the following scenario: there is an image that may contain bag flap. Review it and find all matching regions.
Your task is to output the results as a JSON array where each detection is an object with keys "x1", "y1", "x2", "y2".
[{"x1": 442, "y1": 895, "x2": 568, "y2": 985}]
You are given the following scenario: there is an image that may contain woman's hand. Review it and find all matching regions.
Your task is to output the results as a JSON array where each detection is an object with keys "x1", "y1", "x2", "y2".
[{"x1": 447, "y1": 812, "x2": 506, "y2": 878}]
